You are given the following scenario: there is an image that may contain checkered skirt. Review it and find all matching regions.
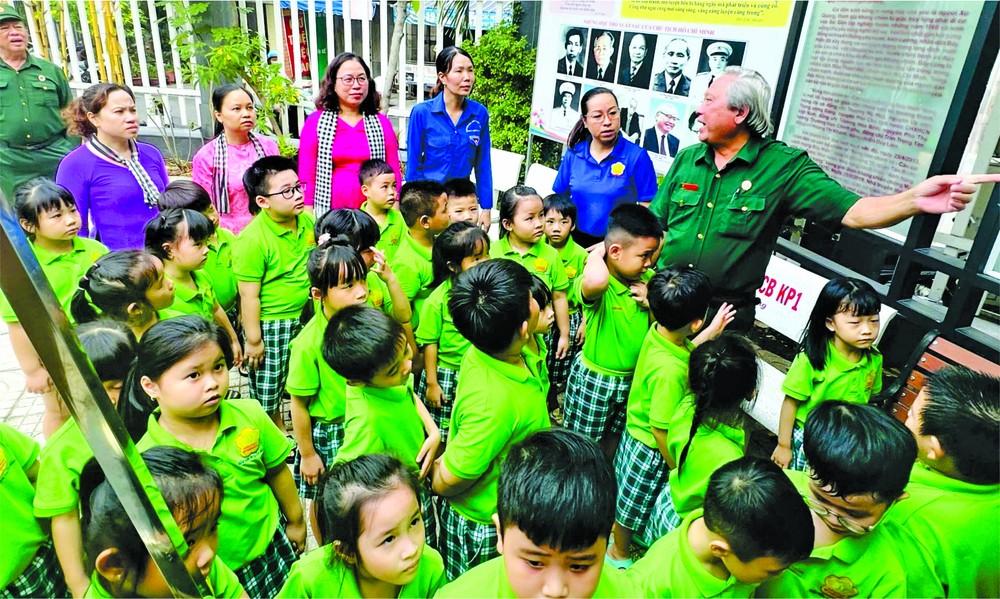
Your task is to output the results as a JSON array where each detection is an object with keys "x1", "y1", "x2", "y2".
[
  {"x1": 249, "y1": 318, "x2": 301, "y2": 413},
  {"x1": 439, "y1": 500, "x2": 499, "y2": 581},
  {"x1": 416, "y1": 366, "x2": 459, "y2": 442},
  {"x1": 234, "y1": 526, "x2": 298, "y2": 599},
  {"x1": 562, "y1": 354, "x2": 633, "y2": 442},
  {"x1": 545, "y1": 310, "x2": 583, "y2": 397},
  {"x1": 790, "y1": 421, "x2": 809, "y2": 472},
  {"x1": 642, "y1": 483, "x2": 682, "y2": 547},
  {"x1": 2, "y1": 539, "x2": 67, "y2": 599},
  {"x1": 294, "y1": 420, "x2": 345, "y2": 499},
  {"x1": 614, "y1": 432, "x2": 669, "y2": 532}
]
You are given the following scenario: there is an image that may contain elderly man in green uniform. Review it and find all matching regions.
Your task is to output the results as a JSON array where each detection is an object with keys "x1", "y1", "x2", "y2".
[
  {"x1": 0, "y1": 4, "x2": 76, "y2": 200},
  {"x1": 651, "y1": 66, "x2": 998, "y2": 332}
]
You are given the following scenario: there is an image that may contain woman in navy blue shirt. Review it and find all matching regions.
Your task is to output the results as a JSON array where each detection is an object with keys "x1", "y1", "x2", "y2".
[
  {"x1": 406, "y1": 46, "x2": 493, "y2": 230},
  {"x1": 553, "y1": 87, "x2": 657, "y2": 244}
]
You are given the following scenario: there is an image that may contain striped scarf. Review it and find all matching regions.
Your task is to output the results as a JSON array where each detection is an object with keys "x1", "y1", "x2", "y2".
[
  {"x1": 314, "y1": 110, "x2": 385, "y2": 215},
  {"x1": 87, "y1": 137, "x2": 160, "y2": 207},
  {"x1": 212, "y1": 132, "x2": 267, "y2": 213}
]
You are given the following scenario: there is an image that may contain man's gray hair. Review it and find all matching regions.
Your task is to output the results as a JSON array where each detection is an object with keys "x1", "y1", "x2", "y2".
[{"x1": 722, "y1": 66, "x2": 773, "y2": 138}]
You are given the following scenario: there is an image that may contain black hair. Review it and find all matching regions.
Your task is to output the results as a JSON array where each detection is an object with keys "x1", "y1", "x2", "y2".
[
  {"x1": 703, "y1": 457, "x2": 813, "y2": 565},
  {"x1": 448, "y1": 259, "x2": 531, "y2": 355},
  {"x1": 13, "y1": 177, "x2": 77, "y2": 230},
  {"x1": 119, "y1": 316, "x2": 234, "y2": 440},
  {"x1": 80, "y1": 446, "x2": 223, "y2": 597},
  {"x1": 242, "y1": 155, "x2": 298, "y2": 215},
  {"x1": 77, "y1": 319, "x2": 138, "y2": 384},
  {"x1": 800, "y1": 277, "x2": 881, "y2": 371},
  {"x1": 564, "y1": 28, "x2": 584, "y2": 45},
  {"x1": 317, "y1": 454, "x2": 421, "y2": 567},
  {"x1": 498, "y1": 185, "x2": 542, "y2": 240},
  {"x1": 498, "y1": 428, "x2": 615, "y2": 552},
  {"x1": 542, "y1": 193, "x2": 577, "y2": 225},
  {"x1": 143, "y1": 208, "x2": 215, "y2": 262},
  {"x1": 804, "y1": 401, "x2": 917, "y2": 503},
  {"x1": 211, "y1": 84, "x2": 254, "y2": 137},
  {"x1": 431, "y1": 46, "x2": 474, "y2": 97},
  {"x1": 431, "y1": 221, "x2": 490, "y2": 286},
  {"x1": 158, "y1": 180, "x2": 213, "y2": 213},
  {"x1": 323, "y1": 305, "x2": 406, "y2": 384},
  {"x1": 301, "y1": 237, "x2": 370, "y2": 325},
  {"x1": 315, "y1": 53, "x2": 380, "y2": 116},
  {"x1": 70, "y1": 250, "x2": 162, "y2": 328},
  {"x1": 358, "y1": 158, "x2": 395, "y2": 187},
  {"x1": 567, "y1": 87, "x2": 618, "y2": 147},
  {"x1": 647, "y1": 268, "x2": 712, "y2": 331},
  {"x1": 920, "y1": 367, "x2": 1000, "y2": 484},
  {"x1": 399, "y1": 180, "x2": 447, "y2": 228},
  {"x1": 529, "y1": 274, "x2": 552, "y2": 311},
  {"x1": 443, "y1": 177, "x2": 477, "y2": 199},
  {"x1": 678, "y1": 335, "x2": 758, "y2": 472},
  {"x1": 314, "y1": 208, "x2": 380, "y2": 253},
  {"x1": 605, "y1": 203, "x2": 663, "y2": 247}
]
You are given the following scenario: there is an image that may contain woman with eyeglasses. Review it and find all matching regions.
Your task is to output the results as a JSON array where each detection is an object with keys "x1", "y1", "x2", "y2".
[
  {"x1": 552, "y1": 87, "x2": 657, "y2": 246},
  {"x1": 298, "y1": 53, "x2": 402, "y2": 214}
]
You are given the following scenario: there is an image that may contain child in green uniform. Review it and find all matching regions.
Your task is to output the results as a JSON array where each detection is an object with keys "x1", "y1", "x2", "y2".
[
  {"x1": 609, "y1": 268, "x2": 732, "y2": 566},
  {"x1": 323, "y1": 305, "x2": 440, "y2": 478},
  {"x1": 541, "y1": 193, "x2": 588, "y2": 408},
  {"x1": 234, "y1": 155, "x2": 316, "y2": 430},
  {"x1": 773, "y1": 278, "x2": 883, "y2": 471},
  {"x1": 563, "y1": 204, "x2": 662, "y2": 453},
  {"x1": 80, "y1": 446, "x2": 245, "y2": 598},
  {"x1": 2, "y1": 178, "x2": 108, "y2": 436},
  {"x1": 34, "y1": 320, "x2": 137, "y2": 597},
  {"x1": 430, "y1": 259, "x2": 551, "y2": 579},
  {"x1": 525, "y1": 274, "x2": 554, "y2": 401},
  {"x1": 645, "y1": 335, "x2": 758, "y2": 543},
  {"x1": 443, "y1": 177, "x2": 480, "y2": 225},
  {"x1": 437, "y1": 428, "x2": 636, "y2": 598},
  {"x1": 756, "y1": 401, "x2": 921, "y2": 598},
  {"x1": 127, "y1": 316, "x2": 303, "y2": 597},
  {"x1": 491, "y1": 186, "x2": 571, "y2": 362},
  {"x1": 416, "y1": 221, "x2": 491, "y2": 441},
  {"x1": 276, "y1": 454, "x2": 445, "y2": 598},
  {"x1": 359, "y1": 159, "x2": 406, "y2": 262},
  {"x1": 1, "y1": 422, "x2": 68, "y2": 598},
  {"x1": 628, "y1": 457, "x2": 813, "y2": 598},
  {"x1": 896, "y1": 367, "x2": 1000, "y2": 597}
]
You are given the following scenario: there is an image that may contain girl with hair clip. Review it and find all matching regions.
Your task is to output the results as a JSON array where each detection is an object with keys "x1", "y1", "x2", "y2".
[
  {"x1": 772, "y1": 277, "x2": 883, "y2": 471},
  {"x1": 526, "y1": 274, "x2": 555, "y2": 401},
  {"x1": 125, "y1": 316, "x2": 304, "y2": 598},
  {"x1": 1, "y1": 177, "x2": 109, "y2": 437},
  {"x1": 276, "y1": 454, "x2": 446, "y2": 598},
  {"x1": 70, "y1": 250, "x2": 176, "y2": 341},
  {"x1": 34, "y1": 319, "x2": 138, "y2": 598},
  {"x1": 414, "y1": 221, "x2": 490, "y2": 443},
  {"x1": 143, "y1": 207, "x2": 242, "y2": 366},
  {"x1": 191, "y1": 85, "x2": 280, "y2": 234},
  {"x1": 406, "y1": 47, "x2": 493, "y2": 231},
  {"x1": 79, "y1": 445, "x2": 247, "y2": 598},
  {"x1": 643, "y1": 334, "x2": 759, "y2": 543}
]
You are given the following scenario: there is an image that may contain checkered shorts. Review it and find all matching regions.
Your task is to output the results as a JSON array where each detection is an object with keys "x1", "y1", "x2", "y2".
[
  {"x1": 546, "y1": 310, "x2": 583, "y2": 397},
  {"x1": 642, "y1": 483, "x2": 682, "y2": 547},
  {"x1": 790, "y1": 421, "x2": 809, "y2": 472},
  {"x1": 2, "y1": 539, "x2": 67, "y2": 598},
  {"x1": 294, "y1": 420, "x2": 344, "y2": 499},
  {"x1": 562, "y1": 355, "x2": 633, "y2": 442},
  {"x1": 234, "y1": 526, "x2": 298, "y2": 599},
  {"x1": 416, "y1": 366, "x2": 459, "y2": 443},
  {"x1": 249, "y1": 318, "x2": 301, "y2": 413},
  {"x1": 614, "y1": 432, "x2": 669, "y2": 532},
  {"x1": 439, "y1": 500, "x2": 499, "y2": 580}
]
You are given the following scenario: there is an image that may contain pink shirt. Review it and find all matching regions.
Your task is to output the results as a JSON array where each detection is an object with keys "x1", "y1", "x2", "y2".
[
  {"x1": 191, "y1": 136, "x2": 280, "y2": 234},
  {"x1": 298, "y1": 110, "x2": 402, "y2": 210}
]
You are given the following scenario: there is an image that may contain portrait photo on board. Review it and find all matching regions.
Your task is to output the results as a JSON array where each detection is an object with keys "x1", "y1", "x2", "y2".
[
  {"x1": 549, "y1": 80, "x2": 582, "y2": 134},
  {"x1": 586, "y1": 29, "x2": 621, "y2": 83},
  {"x1": 617, "y1": 32, "x2": 657, "y2": 89},
  {"x1": 618, "y1": 89, "x2": 645, "y2": 144},
  {"x1": 557, "y1": 27, "x2": 588, "y2": 77},
  {"x1": 651, "y1": 36, "x2": 702, "y2": 97},
  {"x1": 690, "y1": 39, "x2": 747, "y2": 101}
]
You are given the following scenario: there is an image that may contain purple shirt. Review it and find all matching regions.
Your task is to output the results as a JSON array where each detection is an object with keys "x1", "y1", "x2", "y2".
[{"x1": 56, "y1": 142, "x2": 168, "y2": 250}]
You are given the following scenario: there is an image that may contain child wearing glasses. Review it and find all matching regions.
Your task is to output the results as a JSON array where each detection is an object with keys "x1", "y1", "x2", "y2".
[{"x1": 234, "y1": 155, "x2": 316, "y2": 431}]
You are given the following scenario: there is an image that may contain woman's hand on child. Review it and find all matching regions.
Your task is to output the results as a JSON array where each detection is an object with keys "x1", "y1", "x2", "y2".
[
  {"x1": 24, "y1": 367, "x2": 53, "y2": 395},
  {"x1": 299, "y1": 452, "x2": 326, "y2": 485},
  {"x1": 771, "y1": 444, "x2": 792, "y2": 469},
  {"x1": 285, "y1": 518, "x2": 307, "y2": 554},
  {"x1": 417, "y1": 429, "x2": 442, "y2": 480},
  {"x1": 556, "y1": 334, "x2": 570, "y2": 359},
  {"x1": 425, "y1": 382, "x2": 444, "y2": 408},
  {"x1": 244, "y1": 339, "x2": 265, "y2": 370}
]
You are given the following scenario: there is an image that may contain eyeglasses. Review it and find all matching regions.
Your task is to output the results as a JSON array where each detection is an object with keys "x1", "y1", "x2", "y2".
[
  {"x1": 337, "y1": 75, "x2": 368, "y2": 86},
  {"x1": 801, "y1": 493, "x2": 883, "y2": 535},
  {"x1": 586, "y1": 109, "x2": 620, "y2": 121},
  {"x1": 262, "y1": 182, "x2": 306, "y2": 199}
]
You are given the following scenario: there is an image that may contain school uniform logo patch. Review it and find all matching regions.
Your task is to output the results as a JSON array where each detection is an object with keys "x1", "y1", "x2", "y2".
[
  {"x1": 465, "y1": 121, "x2": 482, "y2": 146},
  {"x1": 865, "y1": 371, "x2": 876, "y2": 391},
  {"x1": 819, "y1": 575, "x2": 859, "y2": 599},
  {"x1": 565, "y1": 265, "x2": 578, "y2": 279},
  {"x1": 533, "y1": 258, "x2": 548, "y2": 273},
  {"x1": 610, "y1": 162, "x2": 626, "y2": 176},
  {"x1": 0, "y1": 446, "x2": 7, "y2": 482},
  {"x1": 369, "y1": 288, "x2": 384, "y2": 308},
  {"x1": 235, "y1": 427, "x2": 261, "y2": 457}
]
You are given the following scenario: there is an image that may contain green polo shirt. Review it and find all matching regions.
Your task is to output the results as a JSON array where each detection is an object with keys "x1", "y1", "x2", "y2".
[
  {"x1": 625, "y1": 326, "x2": 694, "y2": 448},
  {"x1": 554, "y1": 239, "x2": 589, "y2": 312},
  {"x1": 158, "y1": 270, "x2": 217, "y2": 321},
  {"x1": 651, "y1": 137, "x2": 860, "y2": 298},
  {"x1": 335, "y1": 380, "x2": 425, "y2": 473},
  {"x1": 575, "y1": 269, "x2": 654, "y2": 376},
  {"x1": 437, "y1": 554, "x2": 638, "y2": 598},
  {"x1": 136, "y1": 399, "x2": 294, "y2": 569},
  {"x1": 389, "y1": 231, "x2": 434, "y2": 328},
  {"x1": 363, "y1": 202, "x2": 408, "y2": 263},
  {"x1": 667, "y1": 400, "x2": 745, "y2": 519},
  {"x1": 33, "y1": 418, "x2": 92, "y2": 518},
  {"x1": 84, "y1": 558, "x2": 244, "y2": 598},
  {"x1": 887, "y1": 462, "x2": 999, "y2": 598},
  {"x1": 523, "y1": 334, "x2": 550, "y2": 400},
  {"x1": 233, "y1": 211, "x2": 315, "y2": 320},
  {"x1": 415, "y1": 279, "x2": 470, "y2": 370},
  {"x1": 0, "y1": 236, "x2": 108, "y2": 325},
  {"x1": 365, "y1": 269, "x2": 395, "y2": 317},
  {"x1": 444, "y1": 348, "x2": 550, "y2": 524},
  {"x1": 782, "y1": 342, "x2": 883, "y2": 425},
  {"x1": 491, "y1": 236, "x2": 570, "y2": 293},
  {"x1": 628, "y1": 509, "x2": 757, "y2": 598},
  {"x1": 205, "y1": 227, "x2": 238, "y2": 312},
  {"x1": 286, "y1": 311, "x2": 347, "y2": 423},
  {"x1": 277, "y1": 543, "x2": 445, "y2": 598},
  {"x1": 0, "y1": 423, "x2": 47, "y2": 587},
  {"x1": 755, "y1": 470, "x2": 909, "y2": 598}
]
